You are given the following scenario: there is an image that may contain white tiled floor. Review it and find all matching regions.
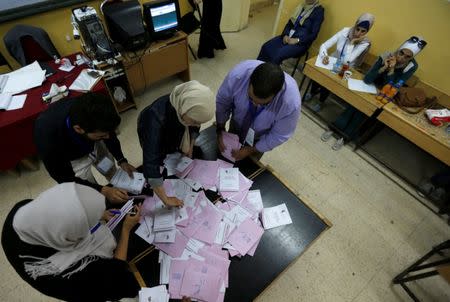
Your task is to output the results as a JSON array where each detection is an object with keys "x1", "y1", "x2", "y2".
[{"x1": 1, "y1": 5, "x2": 449, "y2": 302}]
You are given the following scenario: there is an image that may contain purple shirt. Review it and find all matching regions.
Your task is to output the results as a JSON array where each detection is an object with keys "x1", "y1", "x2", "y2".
[{"x1": 216, "y1": 60, "x2": 301, "y2": 152}]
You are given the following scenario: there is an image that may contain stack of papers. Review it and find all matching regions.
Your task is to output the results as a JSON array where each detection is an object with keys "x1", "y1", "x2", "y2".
[
  {"x1": 163, "y1": 153, "x2": 194, "y2": 178},
  {"x1": 0, "y1": 61, "x2": 46, "y2": 94},
  {"x1": 110, "y1": 169, "x2": 145, "y2": 195},
  {"x1": 315, "y1": 55, "x2": 337, "y2": 70},
  {"x1": 347, "y1": 79, "x2": 378, "y2": 94},
  {"x1": 220, "y1": 132, "x2": 241, "y2": 162},
  {"x1": 69, "y1": 68, "x2": 103, "y2": 92},
  {"x1": 139, "y1": 285, "x2": 169, "y2": 302},
  {"x1": 0, "y1": 93, "x2": 27, "y2": 111},
  {"x1": 133, "y1": 152, "x2": 296, "y2": 301}
]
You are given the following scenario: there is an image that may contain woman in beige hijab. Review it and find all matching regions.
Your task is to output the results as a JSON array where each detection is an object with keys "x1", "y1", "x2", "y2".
[{"x1": 137, "y1": 80, "x2": 215, "y2": 207}]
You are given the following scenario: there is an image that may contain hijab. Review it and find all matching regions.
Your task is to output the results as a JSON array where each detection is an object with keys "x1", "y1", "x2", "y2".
[
  {"x1": 169, "y1": 80, "x2": 215, "y2": 154},
  {"x1": 13, "y1": 183, "x2": 116, "y2": 279},
  {"x1": 290, "y1": 0, "x2": 320, "y2": 27},
  {"x1": 380, "y1": 36, "x2": 427, "y2": 72},
  {"x1": 349, "y1": 13, "x2": 375, "y2": 40}
]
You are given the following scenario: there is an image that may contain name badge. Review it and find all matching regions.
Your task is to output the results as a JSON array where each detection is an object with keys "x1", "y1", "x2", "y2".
[
  {"x1": 96, "y1": 157, "x2": 114, "y2": 174},
  {"x1": 288, "y1": 29, "x2": 295, "y2": 38},
  {"x1": 245, "y1": 128, "x2": 255, "y2": 146}
]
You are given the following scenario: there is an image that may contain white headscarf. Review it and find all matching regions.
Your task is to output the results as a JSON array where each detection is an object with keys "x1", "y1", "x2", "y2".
[
  {"x1": 350, "y1": 13, "x2": 375, "y2": 39},
  {"x1": 169, "y1": 80, "x2": 215, "y2": 154},
  {"x1": 399, "y1": 36, "x2": 427, "y2": 56},
  {"x1": 13, "y1": 183, "x2": 116, "y2": 279}
]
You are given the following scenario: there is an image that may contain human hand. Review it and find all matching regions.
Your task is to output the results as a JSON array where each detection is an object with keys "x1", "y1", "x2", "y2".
[
  {"x1": 231, "y1": 146, "x2": 256, "y2": 161},
  {"x1": 193, "y1": 0, "x2": 202, "y2": 4},
  {"x1": 120, "y1": 162, "x2": 137, "y2": 178},
  {"x1": 351, "y1": 36, "x2": 365, "y2": 45},
  {"x1": 217, "y1": 131, "x2": 226, "y2": 153},
  {"x1": 122, "y1": 204, "x2": 142, "y2": 232},
  {"x1": 282, "y1": 35, "x2": 290, "y2": 44},
  {"x1": 164, "y1": 196, "x2": 184, "y2": 208},
  {"x1": 101, "y1": 209, "x2": 118, "y2": 222},
  {"x1": 181, "y1": 297, "x2": 192, "y2": 302},
  {"x1": 322, "y1": 56, "x2": 329, "y2": 65},
  {"x1": 287, "y1": 37, "x2": 299, "y2": 45},
  {"x1": 101, "y1": 186, "x2": 129, "y2": 204}
]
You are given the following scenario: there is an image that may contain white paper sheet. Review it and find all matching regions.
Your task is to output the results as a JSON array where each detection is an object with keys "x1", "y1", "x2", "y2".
[
  {"x1": 110, "y1": 169, "x2": 145, "y2": 195},
  {"x1": 262, "y1": 203, "x2": 293, "y2": 230},
  {"x1": 219, "y1": 168, "x2": 239, "y2": 192},
  {"x1": 0, "y1": 93, "x2": 26, "y2": 110},
  {"x1": 347, "y1": 79, "x2": 378, "y2": 94},
  {"x1": 315, "y1": 55, "x2": 337, "y2": 70}
]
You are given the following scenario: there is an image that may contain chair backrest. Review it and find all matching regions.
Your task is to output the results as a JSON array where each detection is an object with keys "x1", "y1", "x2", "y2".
[{"x1": 3, "y1": 24, "x2": 59, "y2": 66}]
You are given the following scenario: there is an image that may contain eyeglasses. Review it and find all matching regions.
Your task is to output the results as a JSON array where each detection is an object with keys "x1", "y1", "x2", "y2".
[{"x1": 408, "y1": 36, "x2": 427, "y2": 49}]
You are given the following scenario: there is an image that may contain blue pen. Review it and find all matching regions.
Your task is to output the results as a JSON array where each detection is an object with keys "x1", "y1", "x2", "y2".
[{"x1": 90, "y1": 222, "x2": 101, "y2": 234}]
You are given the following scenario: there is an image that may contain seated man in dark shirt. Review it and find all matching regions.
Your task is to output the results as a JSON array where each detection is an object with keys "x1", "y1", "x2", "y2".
[{"x1": 34, "y1": 92, "x2": 136, "y2": 204}]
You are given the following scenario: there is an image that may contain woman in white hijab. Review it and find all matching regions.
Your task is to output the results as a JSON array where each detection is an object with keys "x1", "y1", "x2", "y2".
[
  {"x1": 305, "y1": 13, "x2": 375, "y2": 111},
  {"x1": 137, "y1": 80, "x2": 215, "y2": 207},
  {"x1": 1, "y1": 183, "x2": 142, "y2": 301},
  {"x1": 364, "y1": 36, "x2": 427, "y2": 87}
]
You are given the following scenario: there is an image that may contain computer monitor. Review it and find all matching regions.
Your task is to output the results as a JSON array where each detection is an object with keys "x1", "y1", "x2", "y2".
[{"x1": 143, "y1": 0, "x2": 181, "y2": 40}]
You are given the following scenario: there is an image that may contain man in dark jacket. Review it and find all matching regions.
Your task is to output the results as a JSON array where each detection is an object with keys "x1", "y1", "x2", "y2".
[
  {"x1": 257, "y1": 0, "x2": 324, "y2": 65},
  {"x1": 34, "y1": 93, "x2": 136, "y2": 204}
]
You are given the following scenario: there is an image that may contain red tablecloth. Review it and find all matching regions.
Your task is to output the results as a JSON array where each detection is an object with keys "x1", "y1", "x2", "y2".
[{"x1": 0, "y1": 53, "x2": 107, "y2": 170}]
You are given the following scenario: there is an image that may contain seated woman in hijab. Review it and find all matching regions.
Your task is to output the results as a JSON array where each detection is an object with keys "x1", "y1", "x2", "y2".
[
  {"x1": 138, "y1": 80, "x2": 215, "y2": 207},
  {"x1": 305, "y1": 13, "x2": 375, "y2": 112},
  {"x1": 2, "y1": 183, "x2": 142, "y2": 302},
  {"x1": 323, "y1": 36, "x2": 427, "y2": 150},
  {"x1": 257, "y1": 0, "x2": 324, "y2": 65}
]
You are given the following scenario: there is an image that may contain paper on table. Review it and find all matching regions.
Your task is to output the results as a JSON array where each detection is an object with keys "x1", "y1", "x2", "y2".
[
  {"x1": 168, "y1": 259, "x2": 189, "y2": 298},
  {"x1": 262, "y1": 203, "x2": 293, "y2": 229},
  {"x1": 179, "y1": 262, "x2": 222, "y2": 302},
  {"x1": 192, "y1": 204, "x2": 223, "y2": 244},
  {"x1": 0, "y1": 93, "x2": 26, "y2": 111},
  {"x1": 154, "y1": 230, "x2": 189, "y2": 258},
  {"x1": 69, "y1": 69, "x2": 102, "y2": 92},
  {"x1": 187, "y1": 159, "x2": 219, "y2": 188},
  {"x1": 227, "y1": 217, "x2": 264, "y2": 255},
  {"x1": 243, "y1": 190, "x2": 264, "y2": 214},
  {"x1": 219, "y1": 168, "x2": 240, "y2": 192},
  {"x1": 110, "y1": 169, "x2": 145, "y2": 195},
  {"x1": 139, "y1": 285, "x2": 170, "y2": 302},
  {"x1": 154, "y1": 229, "x2": 177, "y2": 243},
  {"x1": 2, "y1": 69, "x2": 46, "y2": 94},
  {"x1": 135, "y1": 216, "x2": 155, "y2": 244},
  {"x1": 315, "y1": 55, "x2": 337, "y2": 70},
  {"x1": 153, "y1": 208, "x2": 176, "y2": 232},
  {"x1": 347, "y1": 78, "x2": 378, "y2": 94}
]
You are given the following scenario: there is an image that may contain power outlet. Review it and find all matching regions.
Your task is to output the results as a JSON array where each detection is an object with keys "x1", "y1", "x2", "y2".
[{"x1": 65, "y1": 34, "x2": 72, "y2": 42}]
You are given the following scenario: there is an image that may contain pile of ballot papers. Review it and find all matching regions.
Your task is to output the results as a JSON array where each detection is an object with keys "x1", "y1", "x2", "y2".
[
  {"x1": 139, "y1": 285, "x2": 170, "y2": 302},
  {"x1": 107, "y1": 153, "x2": 293, "y2": 302}
]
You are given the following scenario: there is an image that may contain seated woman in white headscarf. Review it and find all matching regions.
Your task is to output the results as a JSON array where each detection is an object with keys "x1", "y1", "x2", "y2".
[
  {"x1": 323, "y1": 36, "x2": 427, "y2": 150},
  {"x1": 363, "y1": 36, "x2": 426, "y2": 87},
  {"x1": 137, "y1": 80, "x2": 215, "y2": 207},
  {"x1": 1, "y1": 183, "x2": 142, "y2": 301},
  {"x1": 305, "y1": 13, "x2": 375, "y2": 112}
]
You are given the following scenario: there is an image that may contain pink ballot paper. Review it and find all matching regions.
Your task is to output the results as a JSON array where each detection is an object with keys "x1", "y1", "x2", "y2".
[
  {"x1": 187, "y1": 159, "x2": 220, "y2": 188},
  {"x1": 154, "y1": 230, "x2": 189, "y2": 258},
  {"x1": 220, "y1": 131, "x2": 241, "y2": 162},
  {"x1": 180, "y1": 261, "x2": 222, "y2": 302},
  {"x1": 192, "y1": 204, "x2": 223, "y2": 244},
  {"x1": 228, "y1": 217, "x2": 264, "y2": 255}
]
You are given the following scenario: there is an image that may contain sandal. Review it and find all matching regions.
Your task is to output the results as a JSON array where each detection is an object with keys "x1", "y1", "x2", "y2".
[
  {"x1": 332, "y1": 138, "x2": 344, "y2": 151},
  {"x1": 321, "y1": 130, "x2": 333, "y2": 142}
]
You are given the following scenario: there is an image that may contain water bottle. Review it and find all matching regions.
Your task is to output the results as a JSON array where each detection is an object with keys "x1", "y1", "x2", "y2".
[
  {"x1": 383, "y1": 80, "x2": 404, "y2": 103},
  {"x1": 332, "y1": 58, "x2": 342, "y2": 74},
  {"x1": 376, "y1": 81, "x2": 393, "y2": 102}
]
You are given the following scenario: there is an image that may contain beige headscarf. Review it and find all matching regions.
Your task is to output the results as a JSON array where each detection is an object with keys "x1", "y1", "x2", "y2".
[
  {"x1": 13, "y1": 183, "x2": 116, "y2": 279},
  {"x1": 169, "y1": 80, "x2": 215, "y2": 154},
  {"x1": 290, "y1": 0, "x2": 320, "y2": 26}
]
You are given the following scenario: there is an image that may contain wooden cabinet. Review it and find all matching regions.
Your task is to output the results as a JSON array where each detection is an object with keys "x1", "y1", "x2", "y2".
[{"x1": 122, "y1": 31, "x2": 190, "y2": 96}]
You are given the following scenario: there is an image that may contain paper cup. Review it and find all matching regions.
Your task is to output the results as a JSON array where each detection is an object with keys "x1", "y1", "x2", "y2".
[{"x1": 343, "y1": 70, "x2": 352, "y2": 81}]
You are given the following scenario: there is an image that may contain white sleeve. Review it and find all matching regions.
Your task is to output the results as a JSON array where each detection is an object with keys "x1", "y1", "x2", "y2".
[
  {"x1": 319, "y1": 28, "x2": 347, "y2": 57},
  {"x1": 346, "y1": 41, "x2": 370, "y2": 65}
]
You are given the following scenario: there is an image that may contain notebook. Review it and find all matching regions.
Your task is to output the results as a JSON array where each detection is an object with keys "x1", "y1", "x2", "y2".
[{"x1": 69, "y1": 69, "x2": 103, "y2": 92}]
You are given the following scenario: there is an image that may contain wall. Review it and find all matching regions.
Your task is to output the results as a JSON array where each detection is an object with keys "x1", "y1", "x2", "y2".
[
  {"x1": 275, "y1": 0, "x2": 450, "y2": 94},
  {"x1": 0, "y1": 0, "x2": 191, "y2": 70}
]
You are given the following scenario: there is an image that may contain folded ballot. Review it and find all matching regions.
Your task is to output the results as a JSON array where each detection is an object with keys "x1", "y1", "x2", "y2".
[
  {"x1": 262, "y1": 203, "x2": 293, "y2": 229},
  {"x1": 110, "y1": 169, "x2": 145, "y2": 195}
]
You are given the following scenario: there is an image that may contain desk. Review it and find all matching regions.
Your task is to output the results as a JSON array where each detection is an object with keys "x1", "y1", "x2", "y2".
[
  {"x1": 377, "y1": 103, "x2": 450, "y2": 166},
  {"x1": 122, "y1": 31, "x2": 190, "y2": 95},
  {"x1": 302, "y1": 56, "x2": 384, "y2": 116},
  {"x1": 0, "y1": 53, "x2": 106, "y2": 171},
  {"x1": 128, "y1": 160, "x2": 330, "y2": 302}
]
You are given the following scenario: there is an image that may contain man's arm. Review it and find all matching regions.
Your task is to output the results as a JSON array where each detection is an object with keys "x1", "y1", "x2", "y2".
[
  {"x1": 104, "y1": 133, "x2": 126, "y2": 163},
  {"x1": 216, "y1": 69, "x2": 238, "y2": 128}
]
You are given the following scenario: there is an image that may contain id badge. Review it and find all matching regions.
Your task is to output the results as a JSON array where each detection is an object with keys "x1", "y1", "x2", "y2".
[
  {"x1": 96, "y1": 157, "x2": 114, "y2": 174},
  {"x1": 288, "y1": 29, "x2": 295, "y2": 38},
  {"x1": 245, "y1": 128, "x2": 255, "y2": 146}
]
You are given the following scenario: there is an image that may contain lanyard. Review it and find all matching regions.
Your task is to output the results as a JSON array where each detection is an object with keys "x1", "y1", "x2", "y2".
[
  {"x1": 66, "y1": 117, "x2": 94, "y2": 154},
  {"x1": 339, "y1": 39, "x2": 349, "y2": 62}
]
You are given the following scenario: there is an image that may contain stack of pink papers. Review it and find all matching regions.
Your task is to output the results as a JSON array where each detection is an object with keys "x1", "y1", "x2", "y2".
[{"x1": 220, "y1": 132, "x2": 241, "y2": 162}]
